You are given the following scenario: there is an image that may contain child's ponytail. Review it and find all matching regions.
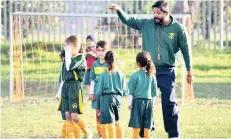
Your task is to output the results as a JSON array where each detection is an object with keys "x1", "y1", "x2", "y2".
[
  {"x1": 105, "y1": 50, "x2": 115, "y2": 72},
  {"x1": 146, "y1": 59, "x2": 155, "y2": 76},
  {"x1": 136, "y1": 51, "x2": 156, "y2": 76}
]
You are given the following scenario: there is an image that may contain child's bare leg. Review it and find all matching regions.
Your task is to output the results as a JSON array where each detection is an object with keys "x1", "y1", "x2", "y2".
[
  {"x1": 96, "y1": 109, "x2": 102, "y2": 137},
  {"x1": 96, "y1": 109, "x2": 100, "y2": 122},
  {"x1": 65, "y1": 112, "x2": 71, "y2": 120}
]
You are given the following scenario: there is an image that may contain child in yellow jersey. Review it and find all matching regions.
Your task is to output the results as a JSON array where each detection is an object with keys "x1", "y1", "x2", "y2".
[
  {"x1": 58, "y1": 35, "x2": 92, "y2": 139},
  {"x1": 89, "y1": 40, "x2": 108, "y2": 138}
]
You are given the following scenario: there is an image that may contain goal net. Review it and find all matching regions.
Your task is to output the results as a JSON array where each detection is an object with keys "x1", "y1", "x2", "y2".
[{"x1": 10, "y1": 12, "x2": 193, "y2": 103}]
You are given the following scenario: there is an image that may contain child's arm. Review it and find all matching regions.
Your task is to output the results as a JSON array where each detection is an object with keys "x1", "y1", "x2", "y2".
[
  {"x1": 89, "y1": 81, "x2": 95, "y2": 95},
  {"x1": 89, "y1": 81, "x2": 95, "y2": 101},
  {"x1": 56, "y1": 64, "x2": 63, "y2": 101},
  {"x1": 56, "y1": 80, "x2": 64, "y2": 101},
  {"x1": 121, "y1": 75, "x2": 131, "y2": 108},
  {"x1": 89, "y1": 63, "x2": 96, "y2": 100},
  {"x1": 152, "y1": 77, "x2": 158, "y2": 105},
  {"x1": 64, "y1": 46, "x2": 72, "y2": 71},
  {"x1": 152, "y1": 96, "x2": 157, "y2": 106},
  {"x1": 58, "y1": 69, "x2": 61, "y2": 84},
  {"x1": 64, "y1": 46, "x2": 85, "y2": 71},
  {"x1": 122, "y1": 76, "x2": 129, "y2": 96},
  {"x1": 151, "y1": 77, "x2": 158, "y2": 97},
  {"x1": 128, "y1": 95, "x2": 133, "y2": 110},
  {"x1": 127, "y1": 75, "x2": 136, "y2": 109},
  {"x1": 69, "y1": 56, "x2": 85, "y2": 71}
]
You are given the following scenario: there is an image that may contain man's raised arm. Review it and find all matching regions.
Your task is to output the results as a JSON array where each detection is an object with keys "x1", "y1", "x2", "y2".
[{"x1": 109, "y1": 4, "x2": 144, "y2": 31}]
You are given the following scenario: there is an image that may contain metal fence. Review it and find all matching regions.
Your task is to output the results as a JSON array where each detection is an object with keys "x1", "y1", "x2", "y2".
[{"x1": 2, "y1": 0, "x2": 231, "y2": 49}]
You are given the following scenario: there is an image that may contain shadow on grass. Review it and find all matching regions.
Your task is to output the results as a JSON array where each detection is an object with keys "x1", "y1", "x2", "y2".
[
  {"x1": 194, "y1": 65, "x2": 231, "y2": 71},
  {"x1": 195, "y1": 75, "x2": 231, "y2": 78},
  {"x1": 1, "y1": 81, "x2": 10, "y2": 97},
  {"x1": 193, "y1": 83, "x2": 231, "y2": 99}
]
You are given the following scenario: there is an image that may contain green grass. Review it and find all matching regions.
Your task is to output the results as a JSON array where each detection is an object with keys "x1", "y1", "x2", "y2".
[
  {"x1": 192, "y1": 48, "x2": 231, "y2": 83},
  {"x1": 1, "y1": 97, "x2": 231, "y2": 138}
]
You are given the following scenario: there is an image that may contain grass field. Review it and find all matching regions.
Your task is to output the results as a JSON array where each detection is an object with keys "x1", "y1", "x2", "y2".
[
  {"x1": 1, "y1": 98, "x2": 231, "y2": 138},
  {"x1": 1, "y1": 42, "x2": 231, "y2": 138}
]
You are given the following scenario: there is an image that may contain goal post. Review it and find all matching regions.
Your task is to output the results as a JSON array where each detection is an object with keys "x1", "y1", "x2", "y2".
[
  {"x1": 10, "y1": 12, "x2": 194, "y2": 103},
  {"x1": 182, "y1": 14, "x2": 195, "y2": 104},
  {"x1": 10, "y1": 12, "x2": 24, "y2": 102}
]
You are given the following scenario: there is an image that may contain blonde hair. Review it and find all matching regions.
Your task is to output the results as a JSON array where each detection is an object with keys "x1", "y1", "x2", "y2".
[
  {"x1": 65, "y1": 35, "x2": 80, "y2": 56},
  {"x1": 65, "y1": 35, "x2": 78, "y2": 47}
]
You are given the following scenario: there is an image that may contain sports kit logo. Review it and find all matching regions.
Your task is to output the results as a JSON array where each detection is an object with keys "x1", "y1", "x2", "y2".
[
  {"x1": 72, "y1": 103, "x2": 78, "y2": 109},
  {"x1": 168, "y1": 33, "x2": 175, "y2": 39}
]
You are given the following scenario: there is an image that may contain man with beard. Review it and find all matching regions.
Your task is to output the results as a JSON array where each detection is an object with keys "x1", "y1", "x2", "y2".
[{"x1": 109, "y1": 1, "x2": 193, "y2": 139}]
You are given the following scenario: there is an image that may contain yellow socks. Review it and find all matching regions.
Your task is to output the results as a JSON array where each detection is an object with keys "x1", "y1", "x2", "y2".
[
  {"x1": 65, "y1": 121, "x2": 73, "y2": 138},
  {"x1": 72, "y1": 122, "x2": 81, "y2": 138},
  {"x1": 77, "y1": 118, "x2": 89, "y2": 137},
  {"x1": 61, "y1": 121, "x2": 67, "y2": 138},
  {"x1": 133, "y1": 128, "x2": 140, "y2": 138},
  {"x1": 97, "y1": 122, "x2": 102, "y2": 137},
  {"x1": 101, "y1": 123, "x2": 122, "y2": 139},
  {"x1": 116, "y1": 124, "x2": 123, "y2": 138},
  {"x1": 144, "y1": 128, "x2": 150, "y2": 138},
  {"x1": 101, "y1": 124, "x2": 108, "y2": 139},
  {"x1": 108, "y1": 123, "x2": 115, "y2": 139}
]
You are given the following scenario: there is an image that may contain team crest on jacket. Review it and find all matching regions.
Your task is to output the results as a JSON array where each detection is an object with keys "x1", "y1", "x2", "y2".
[{"x1": 169, "y1": 33, "x2": 175, "y2": 39}]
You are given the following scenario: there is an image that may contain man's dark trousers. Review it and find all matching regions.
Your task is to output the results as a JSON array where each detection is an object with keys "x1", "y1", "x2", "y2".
[{"x1": 157, "y1": 67, "x2": 179, "y2": 138}]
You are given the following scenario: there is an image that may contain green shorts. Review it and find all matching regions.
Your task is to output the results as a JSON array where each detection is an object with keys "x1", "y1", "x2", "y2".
[
  {"x1": 100, "y1": 94, "x2": 122, "y2": 124},
  {"x1": 91, "y1": 81, "x2": 101, "y2": 109},
  {"x1": 58, "y1": 81, "x2": 84, "y2": 114},
  {"x1": 128, "y1": 99, "x2": 153, "y2": 129}
]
